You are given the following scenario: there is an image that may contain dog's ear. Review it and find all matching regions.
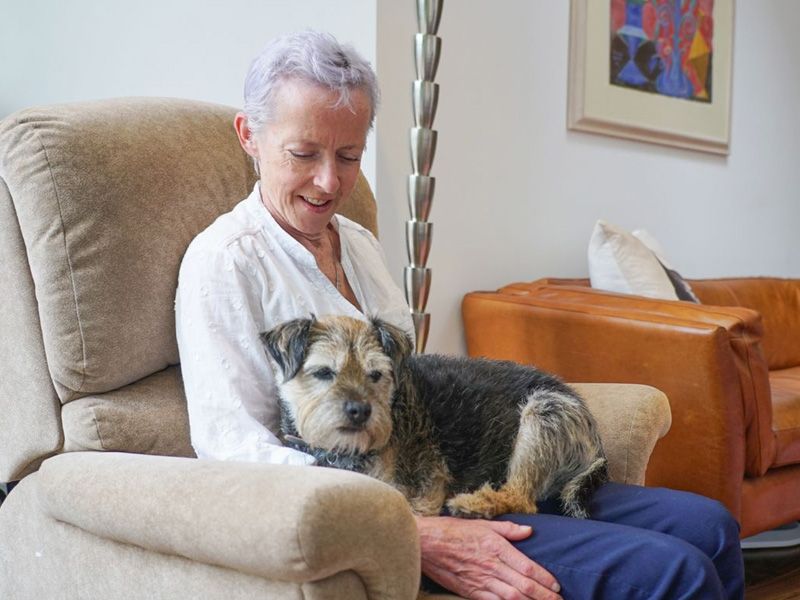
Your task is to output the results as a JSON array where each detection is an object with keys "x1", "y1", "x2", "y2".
[
  {"x1": 260, "y1": 317, "x2": 316, "y2": 381},
  {"x1": 371, "y1": 318, "x2": 414, "y2": 376}
]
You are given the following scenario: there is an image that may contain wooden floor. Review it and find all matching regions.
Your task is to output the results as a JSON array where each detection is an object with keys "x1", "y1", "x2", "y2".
[{"x1": 745, "y1": 546, "x2": 800, "y2": 599}]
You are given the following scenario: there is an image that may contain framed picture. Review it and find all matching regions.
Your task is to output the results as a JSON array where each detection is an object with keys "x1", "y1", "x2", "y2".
[{"x1": 568, "y1": 0, "x2": 735, "y2": 155}]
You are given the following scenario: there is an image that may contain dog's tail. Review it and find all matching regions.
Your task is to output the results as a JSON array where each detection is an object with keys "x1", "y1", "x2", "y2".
[{"x1": 559, "y1": 457, "x2": 609, "y2": 519}]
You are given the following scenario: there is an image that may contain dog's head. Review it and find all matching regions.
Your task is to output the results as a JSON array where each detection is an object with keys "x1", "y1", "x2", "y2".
[{"x1": 261, "y1": 315, "x2": 413, "y2": 455}]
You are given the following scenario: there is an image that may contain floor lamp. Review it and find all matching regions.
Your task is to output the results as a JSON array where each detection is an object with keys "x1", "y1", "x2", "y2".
[{"x1": 405, "y1": 0, "x2": 442, "y2": 354}]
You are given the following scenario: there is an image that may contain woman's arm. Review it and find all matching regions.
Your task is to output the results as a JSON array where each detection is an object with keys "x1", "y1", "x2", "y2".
[
  {"x1": 176, "y1": 242, "x2": 314, "y2": 466},
  {"x1": 417, "y1": 516, "x2": 562, "y2": 600}
]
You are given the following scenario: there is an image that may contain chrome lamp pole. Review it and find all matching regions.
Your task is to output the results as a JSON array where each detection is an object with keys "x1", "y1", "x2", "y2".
[{"x1": 405, "y1": 0, "x2": 442, "y2": 353}]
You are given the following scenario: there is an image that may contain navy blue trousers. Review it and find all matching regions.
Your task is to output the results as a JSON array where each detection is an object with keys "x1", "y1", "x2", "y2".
[{"x1": 425, "y1": 483, "x2": 745, "y2": 599}]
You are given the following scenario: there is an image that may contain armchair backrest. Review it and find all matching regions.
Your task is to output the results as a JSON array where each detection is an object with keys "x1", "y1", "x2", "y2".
[{"x1": 0, "y1": 98, "x2": 378, "y2": 482}]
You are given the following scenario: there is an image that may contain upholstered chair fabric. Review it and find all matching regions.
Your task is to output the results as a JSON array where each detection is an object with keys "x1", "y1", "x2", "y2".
[{"x1": 0, "y1": 98, "x2": 377, "y2": 479}]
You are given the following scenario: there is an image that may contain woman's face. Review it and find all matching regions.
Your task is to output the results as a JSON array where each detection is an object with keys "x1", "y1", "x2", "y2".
[{"x1": 245, "y1": 78, "x2": 371, "y2": 236}]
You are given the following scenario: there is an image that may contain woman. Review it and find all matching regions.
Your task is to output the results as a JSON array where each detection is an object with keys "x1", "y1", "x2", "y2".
[{"x1": 176, "y1": 30, "x2": 744, "y2": 600}]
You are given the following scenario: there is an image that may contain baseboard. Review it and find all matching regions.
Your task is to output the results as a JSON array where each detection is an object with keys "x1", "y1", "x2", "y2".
[{"x1": 742, "y1": 522, "x2": 800, "y2": 550}]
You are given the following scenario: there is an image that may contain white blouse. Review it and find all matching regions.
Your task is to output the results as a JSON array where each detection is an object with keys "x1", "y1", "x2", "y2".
[{"x1": 176, "y1": 183, "x2": 414, "y2": 466}]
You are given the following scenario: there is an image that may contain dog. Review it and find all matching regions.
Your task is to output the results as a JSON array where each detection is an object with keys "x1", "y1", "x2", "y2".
[{"x1": 261, "y1": 315, "x2": 608, "y2": 519}]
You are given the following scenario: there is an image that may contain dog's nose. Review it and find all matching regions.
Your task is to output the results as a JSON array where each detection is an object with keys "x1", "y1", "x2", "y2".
[{"x1": 344, "y1": 400, "x2": 372, "y2": 426}]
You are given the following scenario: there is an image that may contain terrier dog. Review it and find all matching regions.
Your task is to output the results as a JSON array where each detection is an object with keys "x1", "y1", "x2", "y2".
[{"x1": 261, "y1": 315, "x2": 608, "y2": 519}]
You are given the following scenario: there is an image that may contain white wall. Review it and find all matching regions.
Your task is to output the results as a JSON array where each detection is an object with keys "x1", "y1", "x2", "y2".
[
  {"x1": 375, "y1": 1, "x2": 800, "y2": 356},
  {"x1": 0, "y1": 0, "x2": 378, "y2": 183},
  {"x1": 4, "y1": 1, "x2": 798, "y2": 358}
]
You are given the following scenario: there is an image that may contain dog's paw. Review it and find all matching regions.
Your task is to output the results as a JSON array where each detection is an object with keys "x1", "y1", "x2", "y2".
[
  {"x1": 447, "y1": 483, "x2": 540, "y2": 519},
  {"x1": 446, "y1": 490, "x2": 498, "y2": 520}
]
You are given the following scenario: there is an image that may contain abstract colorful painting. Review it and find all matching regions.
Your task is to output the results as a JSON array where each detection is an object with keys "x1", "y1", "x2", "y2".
[{"x1": 610, "y1": 0, "x2": 714, "y2": 103}]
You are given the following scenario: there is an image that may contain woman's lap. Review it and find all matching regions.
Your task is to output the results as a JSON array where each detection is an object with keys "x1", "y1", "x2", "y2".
[{"x1": 494, "y1": 483, "x2": 744, "y2": 600}]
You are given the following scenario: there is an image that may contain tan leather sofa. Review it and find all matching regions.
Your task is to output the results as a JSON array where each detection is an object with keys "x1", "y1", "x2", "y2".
[
  {"x1": 463, "y1": 277, "x2": 800, "y2": 538},
  {"x1": 0, "y1": 99, "x2": 670, "y2": 599}
]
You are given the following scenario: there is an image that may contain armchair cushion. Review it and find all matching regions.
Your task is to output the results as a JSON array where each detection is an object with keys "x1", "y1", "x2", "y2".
[
  {"x1": 61, "y1": 366, "x2": 193, "y2": 457},
  {"x1": 0, "y1": 98, "x2": 257, "y2": 403}
]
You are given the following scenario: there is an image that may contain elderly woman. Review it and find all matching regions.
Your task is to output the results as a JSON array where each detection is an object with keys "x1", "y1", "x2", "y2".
[{"x1": 176, "y1": 31, "x2": 744, "y2": 600}]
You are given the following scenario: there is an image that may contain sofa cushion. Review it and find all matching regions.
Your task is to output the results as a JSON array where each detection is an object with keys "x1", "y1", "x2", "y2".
[{"x1": 770, "y1": 366, "x2": 800, "y2": 468}]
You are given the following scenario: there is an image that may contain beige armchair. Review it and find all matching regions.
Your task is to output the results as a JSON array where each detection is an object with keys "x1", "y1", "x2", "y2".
[{"x1": 0, "y1": 98, "x2": 671, "y2": 599}]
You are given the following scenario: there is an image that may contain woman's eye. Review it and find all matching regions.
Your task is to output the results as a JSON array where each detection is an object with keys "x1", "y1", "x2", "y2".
[
  {"x1": 313, "y1": 367, "x2": 335, "y2": 381},
  {"x1": 368, "y1": 370, "x2": 383, "y2": 383},
  {"x1": 289, "y1": 150, "x2": 314, "y2": 159},
  {"x1": 338, "y1": 154, "x2": 361, "y2": 163}
]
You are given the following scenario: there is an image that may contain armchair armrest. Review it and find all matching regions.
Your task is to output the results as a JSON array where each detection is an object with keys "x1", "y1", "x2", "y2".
[
  {"x1": 570, "y1": 383, "x2": 671, "y2": 486},
  {"x1": 463, "y1": 283, "x2": 775, "y2": 517},
  {"x1": 36, "y1": 452, "x2": 419, "y2": 600}
]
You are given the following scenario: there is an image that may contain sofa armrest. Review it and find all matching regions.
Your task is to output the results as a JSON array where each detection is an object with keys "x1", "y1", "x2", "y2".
[
  {"x1": 570, "y1": 383, "x2": 670, "y2": 485},
  {"x1": 463, "y1": 284, "x2": 775, "y2": 518},
  {"x1": 36, "y1": 452, "x2": 419, "y2": 600}
]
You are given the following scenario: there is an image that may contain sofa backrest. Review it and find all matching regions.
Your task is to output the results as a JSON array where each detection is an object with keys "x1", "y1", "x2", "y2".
[
  {"x1": 529, "y1": 277, "x2": 800, "y2": 371},
  {"x1": 0, "y1": 98, "x2": 378, "y2": 481},
  {"x1": 689, "y1": 278, "x2": 800, "y2": 371}
]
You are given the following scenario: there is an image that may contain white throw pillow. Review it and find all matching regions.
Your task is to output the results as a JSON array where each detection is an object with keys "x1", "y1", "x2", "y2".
[
  {"x1": 632, "y1": 229, "x2": 700, "y2": 302},
  {"x1": 588, "y1": 220, "x2": 679, "y2": 300}
]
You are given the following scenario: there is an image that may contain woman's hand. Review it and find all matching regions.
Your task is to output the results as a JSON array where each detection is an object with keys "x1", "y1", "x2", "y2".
[{"x1": 416, "y1": 515, "x2": 562, "y2": 600}]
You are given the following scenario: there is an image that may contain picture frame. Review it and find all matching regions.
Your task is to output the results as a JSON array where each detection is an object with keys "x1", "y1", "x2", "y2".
[{"x1": 568, "y1": 0, "x2": 735, "y2": 155}]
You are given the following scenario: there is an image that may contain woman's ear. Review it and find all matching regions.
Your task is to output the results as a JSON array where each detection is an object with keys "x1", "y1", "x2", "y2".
[{"x1": 234, "y1": 112, "x2": 259, "y2": 158}]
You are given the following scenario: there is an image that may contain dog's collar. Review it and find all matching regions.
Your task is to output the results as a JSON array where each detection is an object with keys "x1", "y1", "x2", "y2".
[{"x1": 283, "y1": 434, "x2": 379, "y2": 472}]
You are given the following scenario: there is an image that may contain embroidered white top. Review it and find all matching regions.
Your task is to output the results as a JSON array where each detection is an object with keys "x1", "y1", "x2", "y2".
[{"x1": 176, "y1": 183, "x2": 414, "y2": 466}]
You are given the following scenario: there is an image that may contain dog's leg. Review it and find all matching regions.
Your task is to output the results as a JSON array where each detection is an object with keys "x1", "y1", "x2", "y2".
[
  {"x1": 448, "y1": 388, "x2": 606, "y2": 520},
  {"x1": 405, "y1": 462, "x2": 451, "y2": 517},
  {"x1": 447, "y1": 391, "x2": 562, "y2": 519},
  {"x1": 446, "y1": 480, "x2": 538, "y2": 519},
  {"x1": 409, "y1": 488, "x2": 448, "y2": 517},
  {"x1": 510, "y1": 389, "x2": 606, "y2": 519}
]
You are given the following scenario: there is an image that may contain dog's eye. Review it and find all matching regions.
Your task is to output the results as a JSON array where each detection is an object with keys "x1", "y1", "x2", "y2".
[
  {"x1": 313, "y1": 367, "x2": 335, "y2": 381},
  {"x1": 368, "y1": 370, "x2": 383, "y2": 383}
]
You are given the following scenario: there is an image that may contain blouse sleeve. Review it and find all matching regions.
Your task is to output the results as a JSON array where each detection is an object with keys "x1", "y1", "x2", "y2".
[{"x1": 176, "y1": 241, "x2": 315, "y2": 466}]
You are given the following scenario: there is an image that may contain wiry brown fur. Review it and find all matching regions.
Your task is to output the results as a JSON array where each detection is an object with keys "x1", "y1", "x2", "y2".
[{"x1": 262, "y1": 315, "x2": 608, "y2": 519}]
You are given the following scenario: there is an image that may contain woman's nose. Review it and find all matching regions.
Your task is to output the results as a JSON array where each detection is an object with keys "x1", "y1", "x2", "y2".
[{"x1": 313, "y1": 158, "x2": 340, "y2": 194}]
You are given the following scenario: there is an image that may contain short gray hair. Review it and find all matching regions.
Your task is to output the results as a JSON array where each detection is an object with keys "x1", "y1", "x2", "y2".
[{"x1": 243, "y1": 30, "x2": 380, "y2": 135}]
